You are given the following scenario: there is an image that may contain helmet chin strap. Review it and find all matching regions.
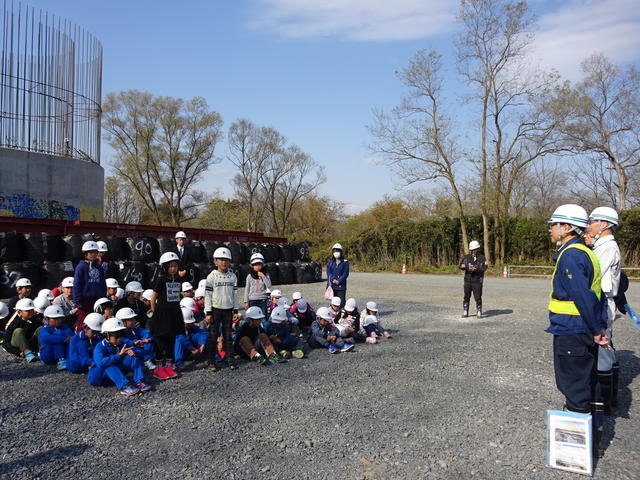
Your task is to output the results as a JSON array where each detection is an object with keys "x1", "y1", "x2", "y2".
[
  {"x1": 592, "y1": 222, "x2": 611, "y2": 243},
  {"x1": 557, "y1": 225, "x2": 584, "y2": 247}
]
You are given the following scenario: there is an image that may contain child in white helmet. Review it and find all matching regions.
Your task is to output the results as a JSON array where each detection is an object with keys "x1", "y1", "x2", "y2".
[
  {"x1": 309, "y1": 307, "x2": 354, "y2": 353},
  {"x1": 94, "y1": 297, "x2": 115, "y2": 320},
  {"x1": 2, "y1": 298, "x2": 40, "y2": 362},
  {"x1": 234, "y1": 306, "x2": 285, "y2": 365},
  {"x1": 204, "y1": 247, "x2": 240, "y2": 371},
  {"x1": 52, "y1": 277, "x2": 78, "y2": 329},
  {"x1": 88, "y1": 318, "x2": 152, "y2": 396},
  {"x1": 244, "y1": 253, "x2": 272, "y2": 318},
  {"x1": 267, "y1": 289, "x2": 282, "y2": 317},
  {"x1": 142, "y1": 289, "x2": 155, "y2": 328},
  {"x1": 263, "y1": 306, "x2": 304, "y2": 359},
  {"x1": 149, "y1": 252, "x2": 184, "y2": 380},
  {"x1": 4, "y1": 277, "x2": 33, "y2": 326},
  {"x1": 328, "y1": 296, "x2": 342, "y2": 320},
  {"x1": 73, "y1": 241, "x2": 107, "y2": 332},
  {"x1": 106, "y1": 278, "x2": 120, "y2": 302},
  {"x1": 117, "y1": 308, "x2": 156, "y2": 371},
  {"x1": 360, "y1": 302, "x2": 391, "y2": 343},
  {"x1": 115, "y1": 281, "x2": 149, "y2": 328},
  {"x1": 193, "y1": 287, "x2": 206, "y2": 325},
  {"x1": 182, "y1": 282, "x2": 195, "y2": 298},
  {"x1": 289, "y1": 296, "x2": 315, "y2": 334},
  {"x1": 335, "y1": 298, "x2": 363, "y2": 343},
  {"x1": 38, "y1": 305, "x2": 74, "y2": 370},
  {"x1": 68, "y1": 312, "x2": 104, "y2": 374},
  {"x1": 174, "y1": 307, "x2": 209, "y2": 371}
]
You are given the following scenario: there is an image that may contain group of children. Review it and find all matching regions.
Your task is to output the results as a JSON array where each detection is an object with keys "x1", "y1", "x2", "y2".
[{"x1": 0, "y1": 243, "x2": 391, "y2": 396}]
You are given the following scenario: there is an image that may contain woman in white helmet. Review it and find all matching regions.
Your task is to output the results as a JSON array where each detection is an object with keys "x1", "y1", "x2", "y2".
[
  {"x1": 459, "y1": 240, "x2": 488, "y2": 318},
  {"x1": 326, "y1": 243, "x2": 349, "y2": 308},
  {"x1": 585, "y1": 207, "x2": 622, "y2": 415},
  {"x1": 72, "y1": 240, "x2": 107, "y2": 333},
  {"x1": 547, "y1": 204, "x2": 611, "y2": 458}
]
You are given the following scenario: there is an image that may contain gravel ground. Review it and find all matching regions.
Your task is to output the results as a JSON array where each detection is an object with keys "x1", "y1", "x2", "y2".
[{"x1": 1, "y1": 272, "x2": 640, "y2": 479}]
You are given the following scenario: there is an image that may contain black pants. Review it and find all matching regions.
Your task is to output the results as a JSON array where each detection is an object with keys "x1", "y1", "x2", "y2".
[
  {"x1": 333, "y1": 289, "x2": 346, "y2": 308},
  {"x1": 207, "y1": 308, "x2": 233, "y2": 363},
  {"x1": 553, "y1": 334, "x2": 598, "y2": 412},
  {"x1": 154, "y1": 335, "x2": 176, "y2": 362},
  {"x1": 463, "y1": 279, "x2": 483, "y2": 308}
]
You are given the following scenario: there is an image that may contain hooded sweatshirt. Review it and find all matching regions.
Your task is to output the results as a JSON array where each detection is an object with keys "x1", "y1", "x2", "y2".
[{"x1": 73, "y1": 261, "x2": 107, "y2": 307}]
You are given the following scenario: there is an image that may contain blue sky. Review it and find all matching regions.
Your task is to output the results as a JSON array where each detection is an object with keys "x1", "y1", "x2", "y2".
[{"x1": 23, "y1": 0, "x2": 640, "y2": 213}]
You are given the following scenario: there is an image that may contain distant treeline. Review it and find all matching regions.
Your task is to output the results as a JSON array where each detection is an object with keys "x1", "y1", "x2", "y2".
[{"x1": 343, "y1": 210, "x2": 640, "y2": 271}]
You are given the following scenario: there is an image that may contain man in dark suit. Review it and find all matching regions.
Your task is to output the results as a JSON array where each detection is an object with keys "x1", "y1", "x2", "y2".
[{"x1": 171, "y1": 231, "x2": 193, "y2": 280}]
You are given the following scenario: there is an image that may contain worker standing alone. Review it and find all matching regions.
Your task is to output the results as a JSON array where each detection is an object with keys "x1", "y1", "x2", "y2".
[{"x1": 459, "y1": 240, "x2": 488, "y2": 318}]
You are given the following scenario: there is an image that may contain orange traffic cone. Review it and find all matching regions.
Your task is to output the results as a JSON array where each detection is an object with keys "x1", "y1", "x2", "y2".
[
  {"x1": 503, "y1": 266, "x2": 508, "y2": 278},
  {"x1": 402, "y1": 264, "x2": 408, "y2": 274}
]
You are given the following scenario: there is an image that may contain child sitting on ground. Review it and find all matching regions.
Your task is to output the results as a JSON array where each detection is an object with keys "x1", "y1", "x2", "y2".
[
  {"x1": 38, "y1": 305, "x2": 74, "y2": 369},
  {"x1": 68, "y1": 313, "x2": 104, "y2": 374},
  {"x1": 94, "y1": 297, "x2": 115, "y2": 320},
  {"x1": 174, "y1": 307, "x2": 209, "y2": 371},
  {"x1": 328, "y1": 296, "x2": 342, "y2": 320},
  {"x1": 52, "y1": 277, "x2": 78, "y2": 329},
  {"x1": 289, "y1": 297, "x2": 315, "y2": 334},
  {"x1": 88, "y1": 318, "x2": 152, "y2": 396},
  {"x1": 308, "y1": 307, "x2": 354, "y2": 353},
  {"x1": 5, "y1": 278, "x2": 33, "y2": 322},
  {"x1": 234, "y1": 306, "x2": 285, "y2": 365},
  {"x1": 193, "y1": 288, "x2": 205, "y2": 324},
  {"x1": 267, "y1": 289, "x2": 282, "y2": 316},
  {"x1": 116, "y1": 282, "x2": 148, "y2": 328},
  {"x1": 182, "y1": 282, "x2": 194, "y2": 298},
  {"x1": 117, "y1": 307, "x2": 155, "y2": 371},
  {"x1": 335, "y1": 298, "x2": 364, "y2": 343},
  {"x1": 2, "y1": 298, "x2": 40, "y2": 362},
  {"x1": 106, "y1": 278, "x2": 120, "y2": 302},
  {"x1": 263, "y1": 306, "x2": 304, "y2": 359},
  {"x1": 360, "y1": 301, "x2": 391, "y2": 343}
]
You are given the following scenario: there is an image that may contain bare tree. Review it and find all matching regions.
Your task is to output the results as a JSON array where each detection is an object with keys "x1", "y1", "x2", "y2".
[
  {"x1": 103, "y1": 90, "x2": 223, "y2": 226},
  {"x1": 558, "y1": 54, "x2": 640, "y2": 209},
  {"x1": 369, "y1": 49, "x2": 471, "y2": 253},
  {"x1": 103, "y1": 175, "x2": 144, "y2": 224}
]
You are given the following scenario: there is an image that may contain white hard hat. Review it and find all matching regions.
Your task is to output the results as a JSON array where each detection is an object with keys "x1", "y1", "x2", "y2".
[
  {"x1": 125, "y1": 281, "x2": 144, "y2": 293},
  {"x1": 198, "y1": 279, "x2": 207, "y2": 290},
  {"x1": 271, "y1": 289, "x2": 282, "y2": 298},
  {"x1": 297, "y1": 298, "x2": 308, "y2": 313},
  {"x1": 84, "y1": 313, "x2": 105, "y2": 331},
  {"x1": 44, "y1": 304, "x2": 65, "y2": 318},
  {"x1": 344, "y1": 298, "x2": 357, "y2": 312},
  {"x1": 213, "y1": 247, "x2": 232, "y2": 260},
  {"x1": 115, "y1": 288, "x2": 124, "y2": 300},
  {"x1": 469, "y1": 240, "x2": 481, "y2": 250},
  {"x1": 142, "y1": 289, "x2": 154, "y2": 302},
  {"x1": 548, "y1": 204, "x2": 589, "y2": 229},
  {"x1": 363, "y1": 315, "x2": 378, "y2": 327},
  {"x1": 181, "y1": 306, "x2": 196, "y2": 323},
  {"x1": 106, "y1": 278, "x2": 120, "y2": 289},
  {"x1": 316, "y1": 306, "x2": 333, "y2": 321},
  {"x1": 366, "y1": 301, "x2": 378, "y2": 312},
  {"x1": 96, "y1": 241, "x2": 108, "y2": 252},
  {"x1": 180, "y1": 297, "x2": 196, "y2": 310},
  {"x1": 331, "y1": 296, "x2": 342, "y2": 307},
  {"x1": 332, "y1": 243, "x2": 343, "y2": 250},
  {"x1": 194, "y1": 287, "x2": 205, "y2": 299},
  {"x1": 115, "y1": 307, "x2": 137, "y2": 320},
  {"x1": 181, "y1": 282, "x2": 194, "y2": 292},
  {"x1": 250, "y1": 252, "x2": 265, "y2": 264},
  {"x1": 16, "y1": 278, "x2": 32, "y2": 288},
  {"x1": 15, "y1": 298, "x2": 35, "y2": 311},
  {"x1": 94, "y1": 297, "x2": 113, "y2": 313},
  {"x1": 37, "y1": 289, "x2": 54, "y2": 301},
  {"x1": 160, "y1": 251, "x2": 180, "y2": 265},
  {"x1": 175, "y1": 231, "x2": 187, "y2": 239},
  {"x1": 0, "y1": 302, "x2": 9, "y2": 320},
  {"x1": 82, "y1": 241, "x2": 99, "y2": 252},
  {"x1": 270, "y1": 306, "x2": 287, "y2": 324},
  {"x1": 61, "y1": 277, "x2": 74, "y2": 288},
  {"x1": 292, "y1": 291, "x2": 302, "y2": 300},
  {"x1": 278, "y1": 297, "x2": 291, "y2": 309},
  {"x1": 590, "y1": 207, "x2": 619, "y2": 226},
  {"x1": 245, "y1": 306, "x2": 265, "y2": 320},
  {"x1": 33, "y1": 296, "x2": 51, "y2": 314},
  {"x1": 101, "y1": 317, "x2": 126, "y2": 334}
]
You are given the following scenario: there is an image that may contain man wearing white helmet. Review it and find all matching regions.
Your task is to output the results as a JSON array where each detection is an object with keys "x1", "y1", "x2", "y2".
[
  {"x1": 67, "y1": 312, "x2": 104, "y2": 374},
  {"x1": 547, "y1": 204, "x2": 610, "y2": 458},
  {"x1": 2, "y1": 298, "x2": 40, "y2": 362},
  {"x1": 326, "y1": 243, "x2": 350, "y2": 308},
  {"x1": 204, "y1": 246, "x2": 240, "y2": 370},
  {"x1": 38, "y1": 305, "x2": 74, "y2": 370},
  {"x1": 459, "y1": 240, "x2": 488, "y2": 318},
  {"x1": 72, "y1": 240, "x2": 107, "y2": 333},
  {"x1": 169, "y1": 231, "x2": 193, "y2": 280},
  {"x1": 586, "y1": 207, "x2": 622, "y2": 415}
]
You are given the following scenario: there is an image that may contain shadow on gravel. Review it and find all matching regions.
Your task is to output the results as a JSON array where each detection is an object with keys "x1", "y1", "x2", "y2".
[
  {"x1": 0, "y1": 365, "x2": 54, "y2": 383},
  {"x1": 481, "y1": 309, "x2": 514, "y2": 318},
  {"x1": 602, "y1": 349, "x2": 640, "y2": 455},
  {"x1": 0, "y1": 443, "x2": 90, "y2": 476}
]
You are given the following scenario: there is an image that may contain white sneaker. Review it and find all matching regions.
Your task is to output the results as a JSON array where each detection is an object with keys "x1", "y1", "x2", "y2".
[{"x1": 144, "y1": 360, "x2": 156, "y2": 370}]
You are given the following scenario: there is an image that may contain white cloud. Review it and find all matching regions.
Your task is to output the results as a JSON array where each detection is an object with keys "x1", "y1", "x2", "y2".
[
  {"x1": 362, "y1": 156, "x2": 378, "y2": 166},
  {"x1": 530, "y1": 0, "x2": 640, "y2": 80},
  {"x1": 248, "y1": 0, "x2": 457, "y2": 41}
]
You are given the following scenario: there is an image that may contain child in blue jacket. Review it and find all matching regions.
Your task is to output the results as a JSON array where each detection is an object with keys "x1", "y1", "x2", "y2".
[
  {"x1": 88, "y1": 317, "x2": 152, "y2": 396},
  {"x1": 73, "y1": 241, "x2": 107, "y2": 332},
  {"x1": 309, "y1": 307, "x2": 354, "y2": 353},
  {"x1": 68, "y1": 313, "x2": 104, "y2": 373},
  {"x1": 116, "y1": 307, "x2": 155, "y2": 371},
  {"x1": 38, "y1": 305, "x2": 74, "y2": 369},
  {"x1": 262, "y1": 306, "x2": 304, "y2": 359},
  {"x1": 174, "y1": 307, "x2": 209, "y2": 370}
]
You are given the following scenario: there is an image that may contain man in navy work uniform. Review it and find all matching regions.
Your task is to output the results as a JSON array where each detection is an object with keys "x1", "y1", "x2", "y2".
[{"x1": 546, "y1": 204, "x2": 610, "y2": 457}]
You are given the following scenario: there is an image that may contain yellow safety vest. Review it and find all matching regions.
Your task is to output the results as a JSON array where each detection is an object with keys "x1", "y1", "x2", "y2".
[{"x1": 548, "y1": 242, "x2": 602, "y2": 316}]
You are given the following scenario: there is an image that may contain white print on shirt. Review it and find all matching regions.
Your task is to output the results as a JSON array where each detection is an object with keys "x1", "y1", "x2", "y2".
[
  {"x1": 88, "y1": 265, "x2": 101, "y2": 283},
  {"x1": 166, "y1": 282, "x2": 181, "y2": 302}
]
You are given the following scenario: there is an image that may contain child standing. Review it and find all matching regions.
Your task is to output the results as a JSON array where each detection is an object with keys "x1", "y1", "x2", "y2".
[
  {"x1": 73, "y1": 241, "x2": 107, "y2": 332},
  {"x1": 204, "y1": 247, "x2": 240, "y2": 371},
  {"x1": 2, "y1": 298, "x2": 40, "y2": 362},
  {"x1": 88, "y1": 318, "x2": 152, "y2": 396},
  {"x1": 68, "y1": 313, "x2": 104, "y2": 374},
  {"x1": 38, "y1": 305, "x2": 74, "y2": 369},
  {"x1": 234, "y1": 306, "x2": 285, "y2": 365},
  {"x1": 243, "y1": 253, "x2": 272, "y2": 318},
  {"x1": 150, "y1": 252, "x2": 183, "y2": 380},
  {"x1": 174, "y1": 307, "x2": 209, "y2": 371},
  {"x1": 309, "y1": 307, "x2": 354, "y2": 353}
]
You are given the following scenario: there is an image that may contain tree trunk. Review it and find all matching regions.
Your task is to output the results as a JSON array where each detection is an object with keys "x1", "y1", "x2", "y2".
[{"x1": 480, "y1": 94, "x2": 492, "y2": 264}]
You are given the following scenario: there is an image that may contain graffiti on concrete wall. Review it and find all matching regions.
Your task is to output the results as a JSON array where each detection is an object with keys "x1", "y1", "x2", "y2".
[{"x1": 0, "y1": 192, "x2": 102, "y2": 221}]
